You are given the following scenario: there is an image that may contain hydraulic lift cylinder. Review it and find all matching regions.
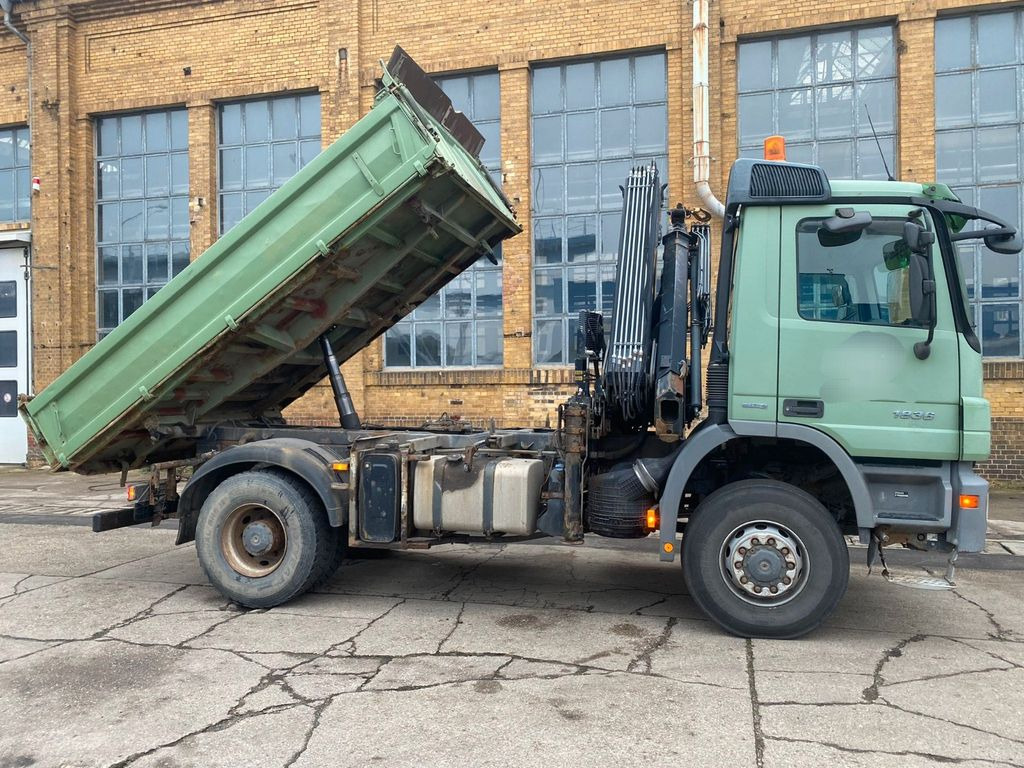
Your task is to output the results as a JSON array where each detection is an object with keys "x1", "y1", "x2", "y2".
[{"x1": 319, "y1": 333, "x2": 362, "y2": 430}]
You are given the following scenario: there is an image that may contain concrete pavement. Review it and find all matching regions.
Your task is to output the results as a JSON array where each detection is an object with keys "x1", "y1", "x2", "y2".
[{"x1": 0, "y1": 467, "x2": 1023, "y2": 767}]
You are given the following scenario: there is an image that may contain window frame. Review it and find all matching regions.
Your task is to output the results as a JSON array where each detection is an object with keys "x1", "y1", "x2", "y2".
[{"x1": 0, "y1": 125, "x2": 31, "y2": 223}]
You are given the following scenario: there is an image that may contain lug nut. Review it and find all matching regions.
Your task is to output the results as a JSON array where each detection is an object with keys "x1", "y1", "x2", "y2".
[
  {"x1": 740, "y1": 576, "x2": 748, "y2": 584},
  {"x1": 786, "y1": 562, "x2": 795, "y2": 570},
  {"x1": 751, "y1": 537, "x2": 760, "y2": 545},
  {"x1": 767, "y1": 537, "x2": 776, "y2": 546},
  {"x1": 753, "y1": 586, "x2": 762, "y2": 593},
  {"x1": 738, "y1": 547, "x2": 747, "y2": 555},
  {"x1": 781, "y1": 547, "x2": 790, "y2": 556},
  {"x1": 783, "y1": 577, "x2": 792, "y2": 585},
  {"x1": 734, "y1": 561, "x2": 744, "y2": 570},
  {"x1": 769, "y1": 586, "x2": 778, "y2": 594}
]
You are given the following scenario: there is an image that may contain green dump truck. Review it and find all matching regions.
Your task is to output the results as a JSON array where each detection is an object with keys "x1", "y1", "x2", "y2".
[{"x1": 20, "y1": 49, "x2": 1022, "y2": 638}]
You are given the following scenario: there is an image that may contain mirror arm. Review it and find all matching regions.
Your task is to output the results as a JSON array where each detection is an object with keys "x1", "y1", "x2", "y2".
[{"x1": 950, "y1": 226, "x2": 1016, "y2": 242}]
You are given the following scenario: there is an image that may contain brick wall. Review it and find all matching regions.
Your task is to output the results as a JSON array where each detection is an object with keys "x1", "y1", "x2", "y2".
[{"x1": 3, "y1": 0, "x2": 1024, "y2": 482}]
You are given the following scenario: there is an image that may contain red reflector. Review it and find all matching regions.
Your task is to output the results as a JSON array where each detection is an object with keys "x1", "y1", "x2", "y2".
[{"x1": 959, "y1": 494, "x2": 980, "y2": 509}]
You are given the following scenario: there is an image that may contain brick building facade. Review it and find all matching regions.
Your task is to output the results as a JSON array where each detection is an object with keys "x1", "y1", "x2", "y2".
[{"x1": 0, "y1": 0, "x2": 1022, "y2": 480}]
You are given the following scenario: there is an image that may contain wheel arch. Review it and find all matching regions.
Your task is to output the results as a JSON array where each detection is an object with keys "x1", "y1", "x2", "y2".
[
  {"x1": 656, "y1": 422, "x2": 872, "y2": 561},
  {"x1": 176, "y1": 438, "x2": 346, "y2": 545}
]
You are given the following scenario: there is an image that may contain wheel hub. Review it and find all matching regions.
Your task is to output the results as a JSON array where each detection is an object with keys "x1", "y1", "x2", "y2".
[
  {"x1": 722, "y1": 522, "x2": 806, "y2": 603},
  {"x1": 220, "y1": 504, "x2": 287, "y2": 578}
]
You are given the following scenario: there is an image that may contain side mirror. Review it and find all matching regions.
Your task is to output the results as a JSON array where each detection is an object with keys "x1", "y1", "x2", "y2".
[
  {"x1": 908, "y1": 252, "x2": 934, "y2": 327},
  {"x1": 902, "y1": 221, "x2": 935, "y2": 254},
  {"x1": 984, "y1": 226, "x2": 1023, "y2": 255}
]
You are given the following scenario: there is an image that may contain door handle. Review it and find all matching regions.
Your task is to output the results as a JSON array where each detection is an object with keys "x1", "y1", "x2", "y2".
[{"x1": 783, "y1": 399, "x2": 824, "y2": 418}]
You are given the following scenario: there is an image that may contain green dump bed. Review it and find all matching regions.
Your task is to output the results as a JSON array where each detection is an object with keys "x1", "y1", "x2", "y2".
[{"x1": 21, "y1": 49, "x2": 520, "y2": 474}]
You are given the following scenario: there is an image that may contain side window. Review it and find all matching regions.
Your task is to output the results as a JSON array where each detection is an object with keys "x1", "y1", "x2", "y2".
[{"x1": 796, "y1": 218, "x2": 921, "y2": 327}]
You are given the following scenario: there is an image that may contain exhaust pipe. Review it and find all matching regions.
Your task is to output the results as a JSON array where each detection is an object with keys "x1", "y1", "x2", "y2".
[{"x1": 693, "y1": 0, "x2": 725, "y2": 219}]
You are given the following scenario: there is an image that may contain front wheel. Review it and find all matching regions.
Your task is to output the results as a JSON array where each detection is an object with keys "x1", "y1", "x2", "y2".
[
  {"x1": 682, "y1": 479, "x2": 849, "y2": 639},
  {"x1": 195, "y1": 469, "x2": 342, "y2": 608}
]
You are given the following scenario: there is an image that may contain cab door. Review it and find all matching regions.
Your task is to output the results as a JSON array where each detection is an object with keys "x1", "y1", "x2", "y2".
[{"x1": 776, "y1": 204, "x2": 961, "y2": 460}]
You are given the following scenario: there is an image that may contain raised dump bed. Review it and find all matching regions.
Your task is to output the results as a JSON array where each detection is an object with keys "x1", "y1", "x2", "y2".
[{"x1": 21, "y1": 48, "x2": 520, "y2": 474}]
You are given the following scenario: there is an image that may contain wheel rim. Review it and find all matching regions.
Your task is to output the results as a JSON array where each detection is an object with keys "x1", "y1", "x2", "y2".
[
  {"x1": 220, "y1": 503, "x2": 287, "y2": 578},
  {"x1": 720, "y1": 520, "x2": 808, "y2": 606}
]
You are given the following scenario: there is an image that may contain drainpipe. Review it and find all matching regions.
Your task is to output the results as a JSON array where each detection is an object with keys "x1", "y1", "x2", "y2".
[
  {"x1": 692, "y1": 0, "x2": 725, "y2": 219},
  {"x1": 2, "y1": 0, "x2": 32, "y2": 395}
]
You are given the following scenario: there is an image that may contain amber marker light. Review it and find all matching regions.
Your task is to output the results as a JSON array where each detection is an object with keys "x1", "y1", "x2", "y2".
[
  {"x1": 127, "y1": 486, "x2": 137, "y2": 502},
  {"x1": 763, "y1": 135, "x2": 787, "y2": 162},
  {"x1": 959, "y1": 494, "x2": 980, "y2": 509},
  {"x1": 646, "y1": 507, "x2": 659, "y2": 530},
  {"x1": 663, "y1": 542, "x2": 674, "y2": 554},
  {"x1": 331, "y1": 462, "x2": 349, "y2": 473}
]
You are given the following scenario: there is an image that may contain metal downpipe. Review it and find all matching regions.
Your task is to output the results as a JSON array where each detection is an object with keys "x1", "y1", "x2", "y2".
[{"x1": 692, "y1": 0, "x2": 725, "y2": 219}]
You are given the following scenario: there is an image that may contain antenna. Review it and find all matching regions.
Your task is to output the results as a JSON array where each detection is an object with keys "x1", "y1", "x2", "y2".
[{"x1": 864, "y1": 105, "x2": 894, "y2": 182}]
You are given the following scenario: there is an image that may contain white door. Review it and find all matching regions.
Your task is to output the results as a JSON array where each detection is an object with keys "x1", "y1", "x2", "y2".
[{"x1": 0, "y1": 248, "x2": 28, "y2": 464}]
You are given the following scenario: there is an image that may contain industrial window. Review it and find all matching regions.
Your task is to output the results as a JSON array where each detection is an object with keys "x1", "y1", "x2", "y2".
[
  {"x1": 737, "y1": 26, "x2": 896, "y2": 180},
  {"x1": 530, "y1": 52, "x2": 668, "y2": 364},
  {"x1": 95, "y1": 110, "x2": 189, "y2": 337},
  {"x1": 796, "y1": 218, "x2": 921, "y2": 327},
  {"x1": 218, "y1": 93, "x2": 321, "y2": 234},
  {"x1": 385, "y1": 72, "x2": 503, "y2": 367},
  {"x1": 0, "y1": 126, "x2": 30, "y2": 222},
  {"x1": 935, "y1": 10, "x2": 1024, "y2": 357},
  {"x1": 0, "y1": 282, "x2": 15, "y2": 318}
]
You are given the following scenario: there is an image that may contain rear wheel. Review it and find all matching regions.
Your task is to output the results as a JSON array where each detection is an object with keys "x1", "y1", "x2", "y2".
[
  {"x1": 195, "y1": 469, "x2": 342, "y2": 608},
  {"x1": 682, "y1": 479, "x2": 849, "y2": 639}
]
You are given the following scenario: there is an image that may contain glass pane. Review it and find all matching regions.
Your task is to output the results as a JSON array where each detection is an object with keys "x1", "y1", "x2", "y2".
[
  {"x1": 856, "y1": 80, "x2": 895, "y2": 134},
  {"x1": 415, "y1": 291, "x2": 441, "y2": 320},
  {"x1": 300, "y1": 140, "x2": 321, "y2": 168},
  {"x1": 146, "y1": 243, "x2": 168, "y2": 283},
  {"x1": 935, "y1": 73, "x2": 973, "y2": 129},
  {"x1": 272, "y1": 97, "x2": 298, "y2": 140},
  {"x1": 534, "y1": 269, "x2": 563, "y2": 315},
  {"x1": 786, "y1": 143, "x2": 814, "y2": 165},
  {"x1": 478, "y1": 122, "x2": 501, "y2": 169},
  {"x1": 956, "y1": 243, "x2": 976, "y2": 299},
  {"x1": 635, "y1": 104, "x2": 666, "y2": 155},
  {"x1": 98, "y1": 118, "x2": 118, "y2": 156},
  {"x1": 565, "y1": 113, "x2": 596, "y2": 161},
  {"x1": 738, "y1": 40, "x2": 773, "y2": 92},
  {"x1": 171, "y1": 197, "x2": 189, "y2": 239},
  {"x1": 534, "y1": 218, "x2": 563, "y2": 264},
  {"x1": 145, "y1": 199, "x2": 169, "y2": 240},
  {"x1": 818, "y1": 141, "x2": 854, "y2": 179},
  {"x1": 14, "y1": 128, "x2": 28, "y2": 166},
  {"x1": 245, "y1": 189, "x2": 271, "y2": 215},
  {"x1": 738, "y1": 93, "x2": 774, "y2": 145},
  {"x1": 979, "y1": 186, "x2": 1020, "y2": 233},
  {"x1": 97, "y1": 159, "x2": 119, "y2": 200},
  {"x1": 567, "y1": 216, "x2": 597, "y2": 262},
  {"x1": 445, "y1": 274, "x2": 472, "y2": 318},
  {"x1": 600, "y1": 212, "x2": 620, "y2": 258},
  {"x1": 476, "y1": 320, "x2": 502, "y2": 365},
  {"x1": 634, "y1": 54, "x2": 665, "y2": 103},
  {"x1": 415, "y1": 323, "x2": 441, "y2": 366},
  {"x1": 98, "y1": 203, "x2": 119, "y2": 243},
  {"x1": 272, "y1": 143, "x2": 297, "y2": 186},
  {"x1": 121, "y1": 157, "x2": 144, "y2": 198},
  {"x1": 534, "y1": 318, "x2": 563, "y2": 364},
  {"x1": 776, "y1": 89, "x2": 813, "y2": 142},
  {"x1": 856, "y1": 137, "x2": 895, "y2": 180},
  {"x1": 0, "y1": 171, "x2": 11, "y2": 220},
  {"x1": 532, "y1": 166, "x2": 562, "y2": 214},
  {"x1": 220, "y1": 147, "x2": 242, "y2": 190},
  {"x1": 245, "y1": 144, "x2": 270, "y2": 188},
  {"x1": 0, "y1": 282, "x2": 15, "y2": 318},
  {"x1": 14, "y1": 170, "x2": 28, "y2": 218},
  {"x1": 441, "y1": 77, "x2": 470, "y2": 112},
  {"x1": 532, "y1": 115, "x2": 563, "y2": 164},
  {"x1": 121, "y1": 115, "x2": 143, "y2": 154},
  {"x1": 532, "y1": 67, "x2": 562, "y2": 114},
  {"x1": 935, "y1": 131, "x2": 974, "y2": 185},
  {"x1": 145, "y1": 112, "x2": 168, "y2": 152},
  {"x1": 977, "y1": 69, "x2": 1017, "y2": 124},
  {"x1": 170, "y1": 110, "x2": 188, "y2": 150},
  {"x1": 475, "y1": 270, "x2": 502, "y2": 316},
  {"x1": 600, "y1": 160, "x2": 631, "y2": 210},
  {"x1": 816, "y1": 85, "x2": 854, "y2": 139},
  {"x1": 121, "y1": 200, "x2": 144, "y2": 241},
  {"x1": 171, "y1": 153, "x2": 189, "y2": 195},
  {"x1": 600, "y1": 263, "x2": 616, "y2": 314},
  {"x1": 123, "y1": 288, "x2": 144, "y2": 320},
  {"x1": 977, "y1": 127, "x2": 1019, "y2": 182},
  {"x1": 171, "y1": 242, "x2": 190, "y2": 275},
  {"x1": 220, "y1": 103, "x2": 242, "y2": 145},
  {"x1": 99, "y1": 290, "x2": 119, "y2": 329},
  {"x1": 473, "y1": 74, "x2": 500, "y2": 121},
  {"x1": 568, "y1": 264, "x2": 598, "y2": 313},
  {"x1": 445, "y1": 322, "x2": 472, "y2": 366},
  {"x1": 220, "y1": 192, "x2": 243, "y2": 233},
  {"x1": 599, "y1": 58, "x2": 630, "y2": 107},
  {"x1": 299, "y1": 94, "x2": 321, "y2": 138},
  {"x1": 99, "y1": 246, "x2": 118, "y2": 285},
  {"x1": 600, "y1": 109, "x2": 631, "y2": 156},
  {"x1": 385, "y1": 325, "x2": 411, "y2": 366},
  {"x1": 145, "y1": 155, "x2": 169, "y2": 196},
  {"x1": 565, "y1": 62, "x2": 596, "y2": 110},
  {"x1": 981, "y1": 303, "x2": 1020, "y2": 356},
  {"x1": 566, "y1": 163, "x2": 596, "y2": 213},
  {"x1": 977, "y1": 12, "x2": 1016, "y2": 67},
  {"x1": 981, "y1": 250, "x2": 1020, "y2": 299},
  {"x1": 122, "y1": 244, "x2": 143, "y2": 283},
  {"x1": 935, "y1": 17, "x2": 971, "y2": 71},
  {"x1": 856, "y1": 27, "x2": 893, "y2": 78},
  {"x1": 0, "y1": 132, "x2": 13, "y2": 167},
  {"x1": 777, "y1": 36, "x2": 813, "y2": 88},
  {"x1": 244, "y1": 101, "x2": 269, "y2": 142},
  {"x1": 815, "y1": 30, "x2": 853, "y2": 83}
]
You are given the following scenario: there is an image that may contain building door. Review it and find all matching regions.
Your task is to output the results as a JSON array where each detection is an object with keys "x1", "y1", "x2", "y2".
[{"x1": 0, "y1": 248, "x2": 28, "y2": 464}]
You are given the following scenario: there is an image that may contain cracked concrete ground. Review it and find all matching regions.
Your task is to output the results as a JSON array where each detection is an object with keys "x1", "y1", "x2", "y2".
[{"x1": 1, "y1": 468, "x2": 1023, "y2": 767}]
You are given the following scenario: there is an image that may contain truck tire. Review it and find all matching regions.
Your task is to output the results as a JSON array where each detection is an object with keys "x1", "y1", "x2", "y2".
[
  {"x1": 195, "y1": 469, "x2": 342, "y2": 608},
  {"x1": 682, "y1": 479, "x2": 849, "y2": 639}
]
